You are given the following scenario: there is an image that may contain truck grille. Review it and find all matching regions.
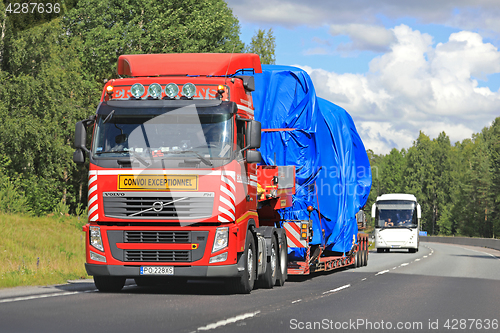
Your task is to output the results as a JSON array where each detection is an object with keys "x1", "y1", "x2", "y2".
[
  {"x1": 103, "y1": 192, "x2": 214, "y2": 219},
  {"x1": 125, "y1": 231, "x2": 190, "y2": 243},
  {"x1": 125, "y1": 250, "x2": 190, "y2": 262}
]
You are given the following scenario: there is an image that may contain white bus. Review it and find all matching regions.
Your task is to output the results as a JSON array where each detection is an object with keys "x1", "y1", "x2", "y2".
[{"x1": 371, "y1": 194, "x2": 421, "y2": 253}]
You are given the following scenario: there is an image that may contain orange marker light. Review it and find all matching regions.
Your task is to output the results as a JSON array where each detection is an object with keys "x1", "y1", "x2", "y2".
[{"x1": 106, "y1": 85, "x2": 114, "y2": 96}]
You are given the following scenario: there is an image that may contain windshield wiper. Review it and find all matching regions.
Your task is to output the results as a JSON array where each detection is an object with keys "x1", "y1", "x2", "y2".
[
  {"x1": 165, "y1": 150, "x2": 213, "y2": 167},
  {"x1": 103, "y1": 110, "x2": 115, "y2": 124},
  {"x1": 99, "y1": 150, "x2": 150, "y2": 167}
]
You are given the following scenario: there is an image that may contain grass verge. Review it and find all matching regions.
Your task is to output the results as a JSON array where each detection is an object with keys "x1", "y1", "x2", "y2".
[{"x1": 0, "y1": 213, "x2": 89, "y2": 289}]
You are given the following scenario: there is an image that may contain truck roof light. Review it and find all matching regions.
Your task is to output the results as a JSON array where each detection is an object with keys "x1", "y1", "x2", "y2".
[
  {"x1": 130, "y1": 83, "x2": 145, "y2": 99},
  {"x1": 106, "y1": 85, "x2": 114, "y2": 97},
  {"x1": 182, "y1": 83, "x2": 196, "y2": 98},
  {"x1": 217, "y1": 85, "x2": 225, "y2": 99},
  {"x1": 148, "y1": 83, "x2": 162, "y2": 99},
  {"x1": 164, "y1": 83, "x2": 179, "y2": 99}
]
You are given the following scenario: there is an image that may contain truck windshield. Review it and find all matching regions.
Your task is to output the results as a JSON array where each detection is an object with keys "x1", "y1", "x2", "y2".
[
  {"x1": 92, "y1": 111, "x2": 233, "y2": 162},
  {"x1": 375, "y1": 200, "x2": 417, "y2": 228}
]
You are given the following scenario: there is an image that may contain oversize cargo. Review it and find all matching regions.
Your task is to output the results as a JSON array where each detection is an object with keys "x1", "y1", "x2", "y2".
[{"x1": 253, "y1": 65, "x2": 372, "y2": 259}]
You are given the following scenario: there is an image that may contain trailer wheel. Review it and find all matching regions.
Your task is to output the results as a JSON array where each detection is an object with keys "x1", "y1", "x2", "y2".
[
  {"x1": 275, "y1": 233, "x2": 288, "y2": 286},
  {"x1": 363, "y1": 240, "x2": 368, "y2": 266},
  {"x1": 358, "y1": 242, "x2": 365, "y2": 267},
  {"x1": 227, "y1": 230, "x2": 256, "y2": 294},
  {"x1": 94, "y1": 276, "x2": 125, "y2": 292},
  {"x1": 257, "y1": 235, "x2": 278, "y2": 289},
  {"x1": 356, "y1": 237, "x2": 363, "y2": 267}
]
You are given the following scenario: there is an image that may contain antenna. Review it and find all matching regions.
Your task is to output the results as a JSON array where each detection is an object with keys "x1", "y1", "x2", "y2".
[{"x1": 224, "y1": 43, "x2": 237, "y2": 87}]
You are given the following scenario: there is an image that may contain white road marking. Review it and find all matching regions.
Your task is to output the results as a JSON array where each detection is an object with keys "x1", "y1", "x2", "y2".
[
  {"x1": 361, "y1": 278, "x2": 367, "y2": 281},
  {"x1": 423, "y1": 256, "x2": 428, "y2": 258},
  {"x1": 415, "y1": 258, "x2": 421, "y2": 262},
  {"x1": 322, "y1": 284, "x2": 351, "y2": 295},
  {"x1": 459, "y1": 246, "x2": 500, "y2": 260},
  {"x1": 393, "y1": 267, "x2": 397, "y2": 270},
  {"x1": 0, "y1": 291, "x2": 80, "y2": 304},
  {"x1": 196, "y1": 311, "x2": 261, "y2": 331},
  {"x1": 375, "y1": 270, "x2": 390, "y2": 276},
  {"x1": 292, "y1": 299, "x2": 302, "y2": 304},
  {"x1": 400, "y1": 263, "x2": 409, "y2": 266}
]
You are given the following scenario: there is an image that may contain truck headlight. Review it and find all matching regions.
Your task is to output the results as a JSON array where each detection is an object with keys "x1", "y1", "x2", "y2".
[
  {"x1": 90, "y1": 226, "x2": 104, "y2": 252},
  {"x1": 212, "y1": 227, "x2": 229, "y2": 253}
]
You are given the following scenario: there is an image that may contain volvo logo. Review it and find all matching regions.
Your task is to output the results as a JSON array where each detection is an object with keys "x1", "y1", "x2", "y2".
[
  {"x1": 152, "y1": 201, "x2": 164, "y2": 212},
  {"x1": 103, "y1": 192, "x2": 126, "y2": 197}
]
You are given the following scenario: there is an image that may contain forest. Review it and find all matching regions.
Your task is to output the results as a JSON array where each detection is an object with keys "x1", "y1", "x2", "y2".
[
  {"x1": 0, "y1": 0, "x2": 498, "y2": 239},
  {"x1": 366, "y1": 126, "x2": 500, "y2": 238}
]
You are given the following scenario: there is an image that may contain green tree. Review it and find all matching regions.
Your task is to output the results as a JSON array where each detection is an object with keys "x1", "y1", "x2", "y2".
[
  {"x1": 246, "y1": 28, "x2": 276, "y2": 65},
  {"x1": 488, "y1": 117, "x2": 500, "y2": 238},
  {"x1": 0, "y1": 19, "x2": 97, "y2": 214},
  {"x1": 63, "y1": 0, "x2": 245, "y2": 82},
  {"x1": 379, "y1": 148, "x2": 406, "y2": 194}
]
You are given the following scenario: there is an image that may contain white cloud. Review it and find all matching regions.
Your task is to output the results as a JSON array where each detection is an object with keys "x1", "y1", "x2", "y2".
[
  {"x1": 329, "y1": 24, "x2": 396, "y2": 52},
  {"x1": 299, "y1": 25, "x2": 500, "y2": 154},
  {"x1": 226, "y1": 0, "x2": 500, "y2": 33}
]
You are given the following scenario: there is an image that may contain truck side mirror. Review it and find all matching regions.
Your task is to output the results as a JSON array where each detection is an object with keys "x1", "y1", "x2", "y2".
[
  {"x1": 371, "y1": 203, "x2": 376, "y2": 218},
  {"x1": 74, "y1": 121, "x2": 87, "y2": 150},
  {"x1": 246, "y1": 120, "x2": 261, "y2": 149},
  {"x1": 246, "y1": 150, "x2": 261, "y2": 164},
  {"x1": 73, "y1": 149, "x2": 86, "y2": 164}
]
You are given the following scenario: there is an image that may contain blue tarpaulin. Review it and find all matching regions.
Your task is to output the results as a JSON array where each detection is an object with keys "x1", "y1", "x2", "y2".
[{"x1": 252, "y1": 65, "x2": 372, "y2": 258}]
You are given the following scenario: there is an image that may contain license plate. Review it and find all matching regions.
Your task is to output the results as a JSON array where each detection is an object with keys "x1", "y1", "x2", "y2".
[{"x1": 140, "y1": 266, "x2": 174, "y2": 275}]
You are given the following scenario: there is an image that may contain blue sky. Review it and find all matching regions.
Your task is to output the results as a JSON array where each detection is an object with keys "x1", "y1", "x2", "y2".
[{"x1": 226, "y1": 0, "x2": 500, "y2": 154}]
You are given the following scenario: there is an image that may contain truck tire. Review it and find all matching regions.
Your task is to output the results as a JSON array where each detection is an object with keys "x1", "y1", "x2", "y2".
[
  {"x1": 359, "y1": 242, "x2": 365, "y2": 267},
  {"x1": 257, "y1": 235, "x2": 278, "y2": 289},
  {"x1": 275, "y1": 233, "x2": 287, "y2": 286},
  {"x1": 377, "y1": 248, "x2": 384, "y2": 253},
  {"x1": 227, "y1": 230, "x2": 256, "y2": 294},
  {"x1": 94, "y1": 276, "x2": 125, "y2": 292},
  {"x1": 363, "y1": 241, "x2": 368, "y2": 266}
]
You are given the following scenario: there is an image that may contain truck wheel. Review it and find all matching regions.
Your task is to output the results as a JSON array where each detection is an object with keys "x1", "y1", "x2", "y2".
[
  {"x1": 356, "y1": 240, "x2": 363, "y2": 267},
  {"x1": 227, "y1": 230, "x2": 256, "y2": 294},
  {"x1": 377, "y1": 248, "x2": 384, "y2": 253},
  {"x1": 94, "y1": 276, "x2": 125, "y2": 292},
  {"x1": 363, "y1": 241, "x2": 368, "y2": 266},
  {"x1": 275, "y1": 233, "x2": 287, "y2": 286},
  {"x1": 359, "y1": 242, "x2": 365, "y2": 266},
  {"x1": 409, "y1": 248, "x2": 416, "y2": 253},
  {"x1": 257, "y1": 236, "x2": 278, "y2": 289}
]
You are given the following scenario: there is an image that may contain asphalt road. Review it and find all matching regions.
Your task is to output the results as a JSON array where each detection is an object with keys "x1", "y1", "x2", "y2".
[{"x1": 1, "y1": 242, "x2": 499, "y2": 333}]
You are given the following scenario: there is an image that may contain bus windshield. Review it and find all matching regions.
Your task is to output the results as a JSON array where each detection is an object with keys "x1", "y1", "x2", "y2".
[{"x1": 375, "y1": 200, "x2": 417, "y2": 228}]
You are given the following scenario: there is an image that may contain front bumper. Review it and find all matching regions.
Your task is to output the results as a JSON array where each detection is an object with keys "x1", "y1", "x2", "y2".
[{"x1": 85, "y1": 263, "x2": 241, "y2": 278}]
